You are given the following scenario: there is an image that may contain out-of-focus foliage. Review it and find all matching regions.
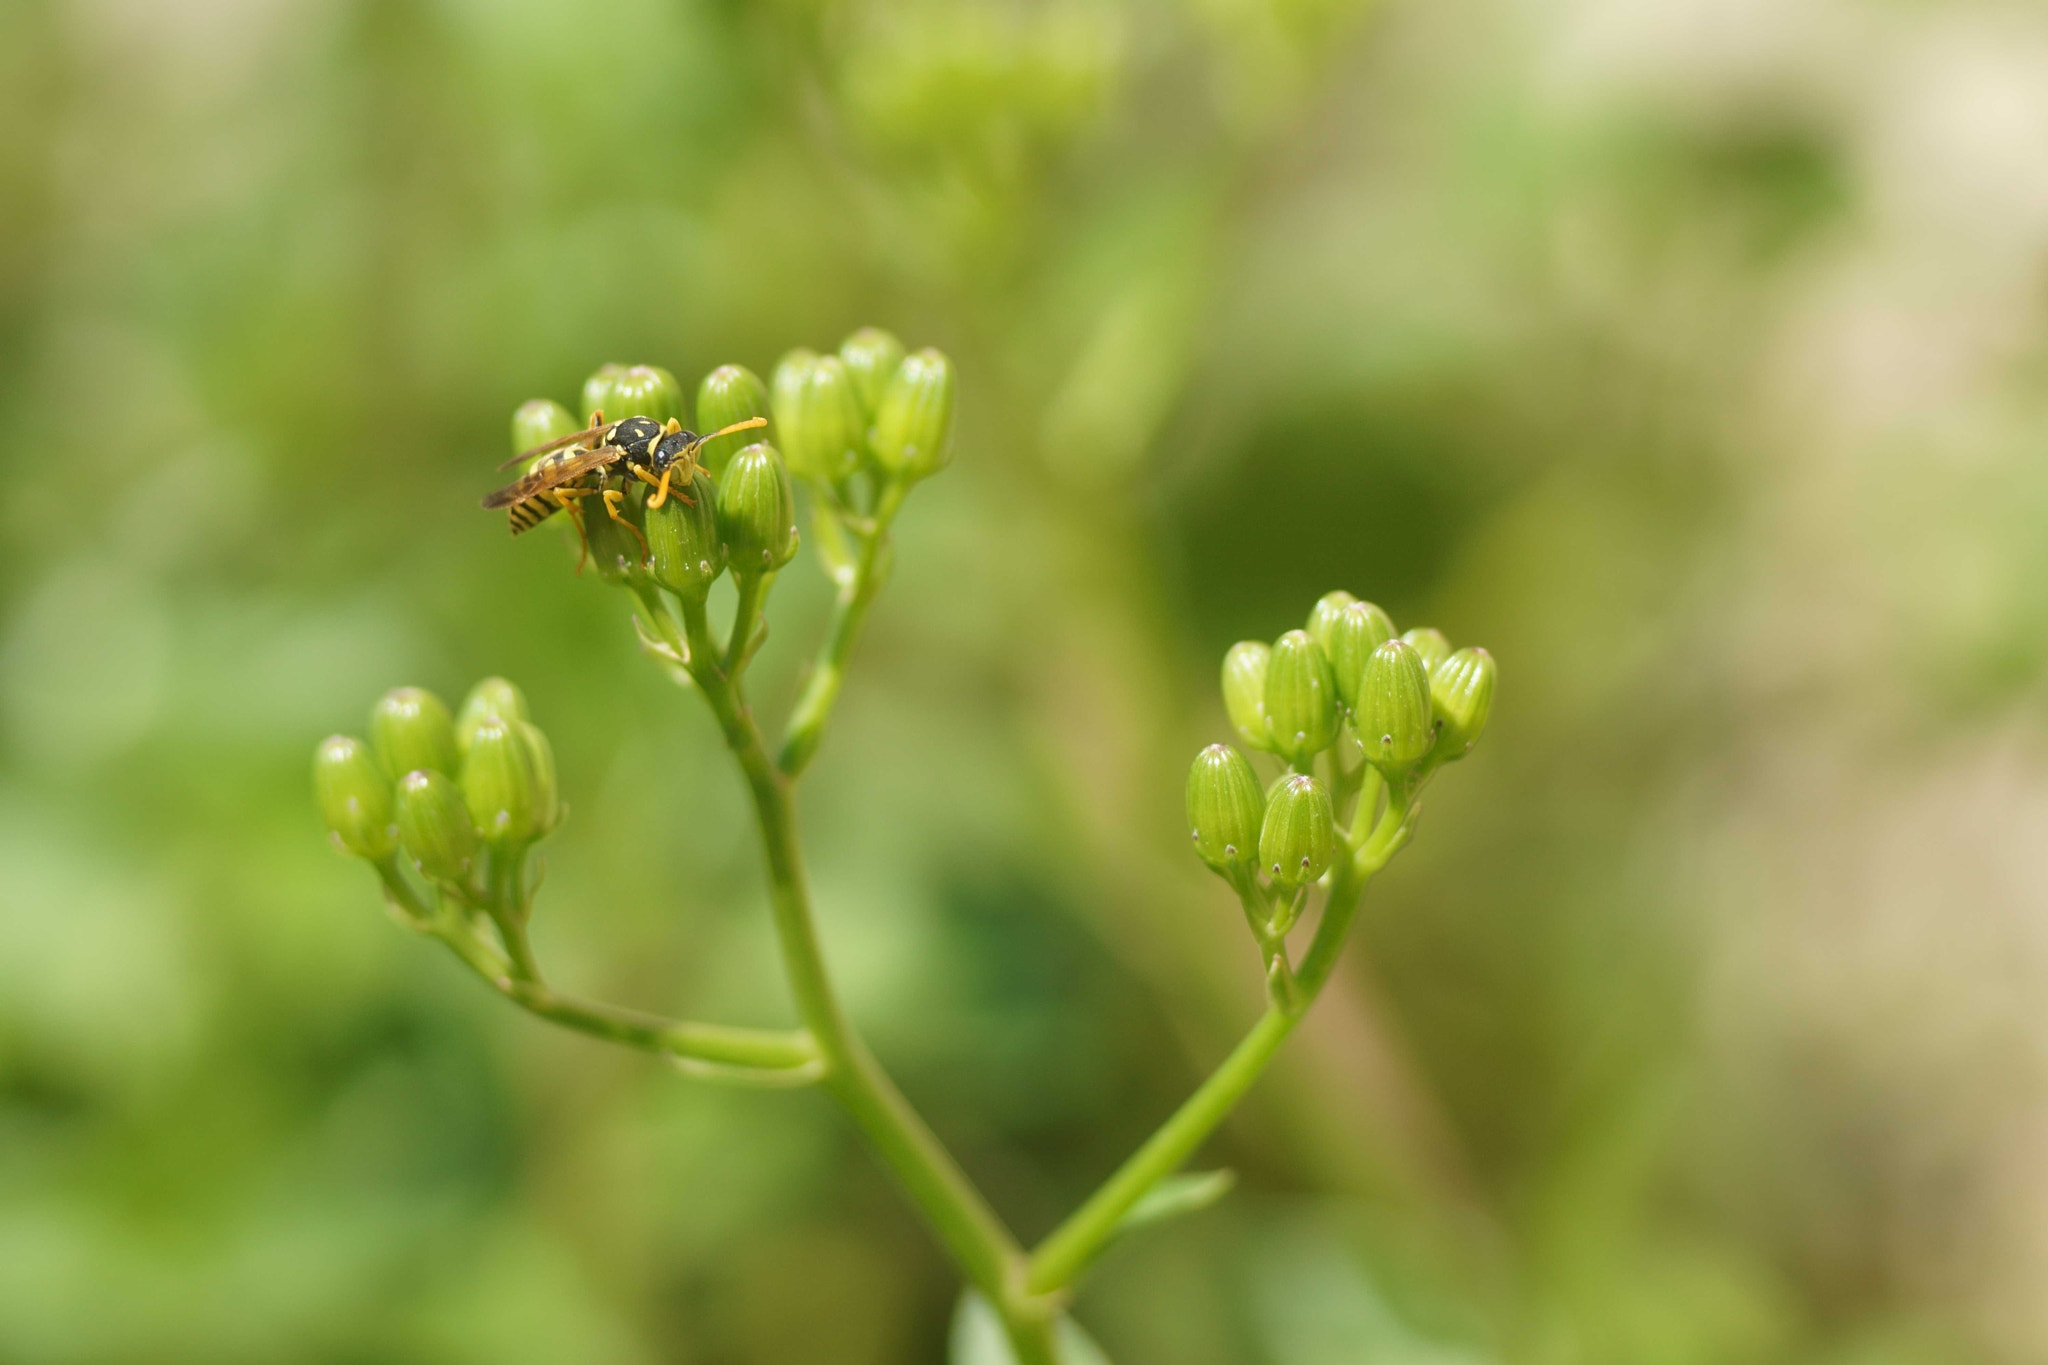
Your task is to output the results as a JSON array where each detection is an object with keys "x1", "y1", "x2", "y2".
[{"x1": 3, "y1": 0, "x2": 2046, "y2": 1360}]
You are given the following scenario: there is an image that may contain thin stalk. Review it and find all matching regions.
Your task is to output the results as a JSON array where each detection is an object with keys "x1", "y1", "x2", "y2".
[
  {"x1": 674, "y1": 591, "x2": 1031, "y2": 1312},
  {"x1": 724, "y1": 569, "x2": 770, "y2": 674},
  {"x1": 778, "y1": 480, "x2": 905, "y2": 776},
  {"x1": 1026, "y1": 782, "x2": 1415, "y2": 1294}
]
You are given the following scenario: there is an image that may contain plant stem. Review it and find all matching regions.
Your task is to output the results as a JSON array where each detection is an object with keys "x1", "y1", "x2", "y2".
[
  {"x1": 778, "y1": 481, "x2": 904, "y2": 777},
  {"x1": 1025, "y1": 782, "x2": 1415, "y2": 1294},
  {"x1": 674, "y1": 592, "x2": 1034, "y2": 1317},
  {"x1": 723, "y1": 569, "x2": 769, "y2": 674}
]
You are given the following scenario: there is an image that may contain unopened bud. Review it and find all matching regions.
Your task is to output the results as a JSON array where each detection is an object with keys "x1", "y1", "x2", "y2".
[
  {"x1": 1263, "y1": 630, "x2": 1339, "y2": 767},
  {"x1": 461, "y1": 718, "x2": 559, "y2": 846},
  {"x1": 1430, "y1": 647, "x2": 1496, "y2": 761},
  {"x1": 584, "y1": 480, "x2": 651, "y2": 582},
  {"x1": 1221, "y1": 641, "x2": 1272, "y2": 751},
  {"x1": 1259, "y1": 774, "x2": 1335, "y2": 886},
  {"x1": 581, "y1": 363, "x2": 626, "y2": 424},
  {"x1": 314, "y1": 735, "x2": 394, "y2": 859},
  {"x1": 1325, "y1": 600, "x2": 1396, "y2": 712},
  {"x1": 646, "y1": 467, "x2": 724, "y2": 600},
  {"x1": 371, "y1": 686, "x2": 458, "y2": 781},
  {"x1": 716, "y1": 442, "x2": 799, "y2": 572},
  {"x1": 772, "y1": 351, "x2": 863, "y2": 481},
  {"x1": 1357, "y1": 639, "x2": 1434, "y2": 774},
  {"x1": 607, "y1": 364, "x2": 683, "y2": 425},
  {"x1": 839, "y1": 327, "x2": 906, "y2": 418},
  {"x1": 695, "y1": 363, "x2": 769, "y2": 479},
  {"x1": 1305, "y1": 591, "x2": 1356, "y2": 652},
  {"x1": 511, "y1": 399, "x2": 580, "y2": 458},
  {"x1": 869, "y1": 348, "x2": 955, "y2": 481},
  {"x1": 1186, "y1": 744, "x2": 1264, "y2": 873},
  {"x1": 395, "y1": 769, "x2": 478, "y2": 882},
  {"x1": 1401, "y1": 627, "x2": 1452, "y2": 676},
  {"x1": 455, "y1": 677, "x2": 528, "y2": 757}
]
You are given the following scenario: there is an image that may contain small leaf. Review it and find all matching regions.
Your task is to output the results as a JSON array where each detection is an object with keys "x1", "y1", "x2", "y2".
[
  {"x1": 1115, "y1": 1169, "x2": 1237, "y2": 1236},
  {"x1": 949, "y1": 1292, "x2": 1111, "y2": 1365}
]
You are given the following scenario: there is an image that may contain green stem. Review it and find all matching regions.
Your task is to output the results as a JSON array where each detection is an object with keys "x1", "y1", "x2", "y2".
[
  {"x1": 1025, "y1": 782, "x2": 1415, "y2": 1294},
  {"x1": 723, "y1": 569, "x2": 770, "y2": 675},
  {"x1": 676, "y1": 591, "x2": 1032, "y2": 1313},
  {"x1": 778, "y1": 481, "x2": 904, "y2": 777}
]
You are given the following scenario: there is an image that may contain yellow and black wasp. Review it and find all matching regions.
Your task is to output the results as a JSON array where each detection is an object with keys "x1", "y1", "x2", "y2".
[{"x1": 482, "y1": 410, "x2": 766, "y2": 568}]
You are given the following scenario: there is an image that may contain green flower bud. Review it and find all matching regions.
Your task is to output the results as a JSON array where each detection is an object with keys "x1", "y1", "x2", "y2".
[
  {"x1": 695, "y1": 363, "x2": 769, "y2": 479},
  {"x1": 1401, "y1": 627, "x2": 1452, "y2": 676},
  {"x1": 1356, "y1": 639, "x2": 1435, "y2": 773},
  {"x1": 646, "y1": 467, "x2": 724, "y2": 599},
  {"x1": 1221, "y1": 641, "x2": 1272, "y2": 751},
  {"x1": 1259, "y1": 774, "x2": 1335, "y2": 886},
  {"x1": 584, "y1": 481, "x2": 651, "y2": 582},
  {"x1": 1305, "y1": 591, "x2": 1356, "y2": 652},
  {"x1": 1324, "y1": 600, "x2": 1396, "y2": 711},
  {"x1": 1185, "y1": 743, "x2": 1264, "y2": 873},
  {"x1": 605, "y1": 364, "x2": 683, "y2": 424},
  {"x1": 1430, "y1": 647, "x2": 1496, "y2": 761},
  {"x1": 1262, "y1": 630, "x2": 1339, "y2": 767},
  {"x1": 772, "y1": 350, "x2": 863, "y2": 481},
  {"x1": 717, "y1": 441, "x2": 799, "y2": 573},
  {"x1": 461, "y1": 718, "x2": 559, "y2": 846},
  {"x1": 581, "y1": 363, "x2": 626, "y2": 424},
  {"x1": 511, "y1": 398, "x2": 580, "y2": 457},
  {"x1": 455, "y1": 677, "x2": 528, "y2": 757},
  {"x1": 371, "y1": 686, "x2": 458, "y2": 780},
  {"x1": 869, "y1": 347, "x2": 956, "y2": 481},
  {"x1": 395, "y1": 769, "x2": 478, "y2": 882},
  {"x1": 314, "y1": 735, "x2": 394, "y2": 859},
  {"x1": 839, "y1": 327, "x2": 906, "y2": 418}
]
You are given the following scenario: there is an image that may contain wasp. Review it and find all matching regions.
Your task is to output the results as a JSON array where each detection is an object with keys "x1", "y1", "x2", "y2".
[{"x1": 482, "y1": 410, "x2": 766, "y2": 567}]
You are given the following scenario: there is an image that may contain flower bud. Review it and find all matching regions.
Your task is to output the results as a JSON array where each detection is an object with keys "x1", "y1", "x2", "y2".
[
  {"x1": 772, "y1": 350, "x2": 863, "y2": 481},
  {"x1": 1401, "y1": 627, "x2": 1452, "y2": 676},
  {"x1": 1262, "y1": 630, "x2": 1339, "y2": 767},
  {"x1": 839, "y1": 327, "x2": 906, "y2": 418},
  {"x1": 455, "y1": 677, "x2": 528, "y2": 757},
  {"x1": 511, "y1": 398, "x2": 580, "y2": 457},
  {"x1": 646, "y1": 467, "x2": 724, "y2": 599},
  {"x1": 1324, "y1": 600, "x2": 1396, "y2": 712},
  {"x1": 869, "y1": 348, "x2": 956, "y2": 481},
  {"x1": 717, "y1": 441, "x2": 799, "y2": 572},
  {"x1": 605, "y1": 364, "x2": 683, "y2": 425},
  {"x1": 395, "y1": 769, "x2": 478, "y2": 882},
  {"x1": 1430, "y1": 647, "x2": 1496, "y2": 761},
  {"x1": 584, "y1": 481, "x2": 651, "y2": 582},
  {"x1": 581, "y1": 363, "x2": 626, "y2": 424},
  {"x1": 371, "y1": 686, "x2": 458, "y2": 780},
  {"x1": 1221, "y1": 641, "x2": 1272, "y2": 751},
  {"x1": 1305, "y1": 591, "x2": 1356, "y2": 651},
  {"x1": 1259, "y1": 774, "x2": 1335, "y2": 886},
  {"x1": 695, "y1": 363, "x2": 769, "y2": 479},
  {"x1": 1356, "y1": 639, "x2": 1435, "y2": 773},
  {"x1": 1185, "y1": 743, "x2": 1264, "y2": 873},
  {"x1": 314, "y1": 735, "x2": 394, "y2": 859},
  {"x1": 461, "y1": 718, "x2": 559, "y2": 846}
]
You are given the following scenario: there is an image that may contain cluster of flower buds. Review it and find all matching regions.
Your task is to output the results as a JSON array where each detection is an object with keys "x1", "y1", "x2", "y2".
[
  {"x1": 1187, "y1": 591, "x2": 1495, "y2": 904},
  {"x1": 315, "y1": 678, "x2": 560, "y2": 881},
  {"x1": 507, "y1": 333, "x2": 955, "y2": 597}
]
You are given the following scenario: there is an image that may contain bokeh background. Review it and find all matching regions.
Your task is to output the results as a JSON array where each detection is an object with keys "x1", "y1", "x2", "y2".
[{"x1": 5, "y1": 0, "x2": 2048, "y2": 1360}]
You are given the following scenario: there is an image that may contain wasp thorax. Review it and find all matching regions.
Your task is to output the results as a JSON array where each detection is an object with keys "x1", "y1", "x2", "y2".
[{"x1": 609, "y1": 416, "x2": 665, "y2": 462}]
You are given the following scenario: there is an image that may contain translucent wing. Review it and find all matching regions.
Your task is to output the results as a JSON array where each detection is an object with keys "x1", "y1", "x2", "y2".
[
  {"x1": 496, "y1": 419, "x2": 609, "y2": 472},
  {"x1": 480, "y1": 444, "x2": 622, "y2": 508}
]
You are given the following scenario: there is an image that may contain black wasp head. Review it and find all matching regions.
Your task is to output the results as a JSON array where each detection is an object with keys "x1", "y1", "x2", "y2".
[{"x1": 650, "y1": 429, "x2": 701, "y2": 474}]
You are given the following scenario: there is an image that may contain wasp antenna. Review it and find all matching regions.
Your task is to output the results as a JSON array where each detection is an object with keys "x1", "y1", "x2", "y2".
[{"x1": 694, "y1": 415, "x2": 768, "y2": 449}]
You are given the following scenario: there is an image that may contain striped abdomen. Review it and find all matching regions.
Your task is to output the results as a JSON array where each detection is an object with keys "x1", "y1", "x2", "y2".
[{"x1": 507, "y1": 489, "x2": 577, "y2": 535}]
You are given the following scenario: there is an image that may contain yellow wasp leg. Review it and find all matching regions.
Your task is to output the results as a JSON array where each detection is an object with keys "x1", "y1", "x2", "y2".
[{"x1": 601, "y1": 487, "x2": 652, "y2": 563}]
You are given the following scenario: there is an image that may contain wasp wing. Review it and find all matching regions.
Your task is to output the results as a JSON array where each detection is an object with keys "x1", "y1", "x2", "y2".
[
  {"x1": 480, "y1": 444, "x2": 622, "y2": 508},
  {"x1": 496, "y1": 420, "x2": 609, "y2": 472}
]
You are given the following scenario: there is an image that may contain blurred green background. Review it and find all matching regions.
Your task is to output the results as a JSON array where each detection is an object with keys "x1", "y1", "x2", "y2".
[{"x1": 5, "y1": 0, "x2": 2048, "y2": 1360}]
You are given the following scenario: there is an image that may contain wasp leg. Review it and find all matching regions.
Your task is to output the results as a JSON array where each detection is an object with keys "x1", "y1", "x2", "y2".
[{"x1": 601, "y1": 487, "x2": 652, "y2": 563}]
